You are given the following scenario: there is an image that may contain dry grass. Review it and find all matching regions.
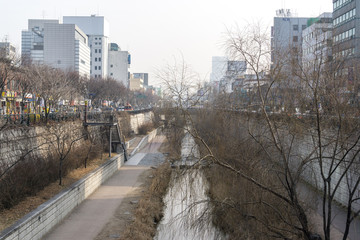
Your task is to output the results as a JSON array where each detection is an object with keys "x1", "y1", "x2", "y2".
[
  {"x1": 0, "y1": 152, "x2": 114, "y2": 232},
  {"x1": 192, "y1": 109, "x2": 305, "y2": 240},
  {"x1": 120, "y1": 162, "x2": 172, "y2": 240},
  {"x1": 137, "y1": 122, "x2": 154, "y2": 135}
]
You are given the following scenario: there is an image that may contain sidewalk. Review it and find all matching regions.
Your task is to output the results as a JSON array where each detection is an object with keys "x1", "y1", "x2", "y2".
[
  {"x1": 43, "y1": 165, "x2": 150, "y2": 240},
  {"x1": 126, "y1": 136, "x2": 143, "y2": 155},
  {"x1": 42, "y1": 134, "x2": 159, "y2": 240}
]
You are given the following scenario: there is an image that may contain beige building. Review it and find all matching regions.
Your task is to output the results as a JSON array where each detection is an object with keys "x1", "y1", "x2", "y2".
[{"x1": 129, "y1": 75, "x2": 144, "y2": 91}]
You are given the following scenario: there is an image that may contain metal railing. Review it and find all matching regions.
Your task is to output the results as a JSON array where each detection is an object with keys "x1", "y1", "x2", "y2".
[{"x1": 0, "y1": 112, "x2": 81, "y2": 126}]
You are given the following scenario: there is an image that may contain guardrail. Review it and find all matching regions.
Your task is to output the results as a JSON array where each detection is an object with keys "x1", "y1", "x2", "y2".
[
  {"x1": 0, "y1": 108, "x2": 154, "y2": 126},
  {"x1": 0, "y1": 112, "x2": 81, "y2": 126}
]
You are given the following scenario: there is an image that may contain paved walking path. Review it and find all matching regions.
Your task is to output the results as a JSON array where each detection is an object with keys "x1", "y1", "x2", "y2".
[{"x1": 43, "y1": 134, "x2": 166, "y2": 240}]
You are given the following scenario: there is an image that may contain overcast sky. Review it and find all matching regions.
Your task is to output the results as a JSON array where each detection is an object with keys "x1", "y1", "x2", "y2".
[{"x1": 0, "y1": 0, "x2": 332, "y2": 85}]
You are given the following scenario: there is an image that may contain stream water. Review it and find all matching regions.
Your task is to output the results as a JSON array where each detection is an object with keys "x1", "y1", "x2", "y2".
[{"x1": 155, "y1": 133, "x2": 225, "y2": 240}]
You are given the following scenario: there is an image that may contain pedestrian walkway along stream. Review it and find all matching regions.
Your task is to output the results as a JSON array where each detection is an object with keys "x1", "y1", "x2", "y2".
[{"x1": 155, "y1": 132, "x2": 225, "y2": 240}]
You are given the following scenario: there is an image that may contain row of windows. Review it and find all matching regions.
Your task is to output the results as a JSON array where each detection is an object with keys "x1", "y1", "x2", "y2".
[
  {"x1": 304, "y1": 32, "x2": 316, "y2": 42},
  {"x1": 90, "y1": 43, "x2": 101, "y2": 47},
  {"x1": 94, "y1": 49, "x2": 102, "y2": 53},
  {"x1": 333, "y1": 8, "x2": 356, "y2": 27},
  {"x1": 333, "y1": 27, "x2": 355, "y2": 43},
  {"x1": 293, "y1": 24, "x2": 307, "y2": 31},
  {"x1": 334, "y1": 0, "x2": 353, "y2": 10},
  {"x1": 303, "y1": 46, "x2": 316, "y2": 55},
  {"x1": 333, "y1": 47, "x2": 355, "y2": 58},
  {"x1": 304, "y1": 31, "x2": 320, "y2": 42},
  {"x1": 94, "y1": 66, "x2": 102, "y2": 70},
  {"x1": 95, "y1": 57, "x2": 101, "y2": 62},
  {"x1": 303, "y1": 40, "x2": 330, "y2": 55}
]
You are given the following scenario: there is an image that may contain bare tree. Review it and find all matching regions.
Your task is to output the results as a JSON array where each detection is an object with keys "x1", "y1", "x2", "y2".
[
  {"x1": 44, "y1": 124, "x2": 87, "y2": 185},
  {"x1": 156, "y1": 22, "x2": 360, "y2": 240},
  {"x1": 29, "y1": 65, "x2": 73, "y2": 121},
  {"x1": 223, "y1": 22, "x2": 360, "y2": 240},
  {"x1": 155, "y1": 56, "x2": 205, "y2": 109}
]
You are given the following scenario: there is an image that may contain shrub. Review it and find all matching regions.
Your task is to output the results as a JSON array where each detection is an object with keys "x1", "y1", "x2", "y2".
[{"x1": 138, "y1": 122, "x2": 154, "y2": 135}]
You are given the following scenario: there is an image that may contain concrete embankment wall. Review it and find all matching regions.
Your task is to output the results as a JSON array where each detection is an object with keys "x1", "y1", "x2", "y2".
[
  {"x1": 0, "y1": 112, "x2": 153, "y2": 167},
  {"x1": 0, "y1": 120, "x2": 100, "y2": 168},
  {"x1": 293, "y1": 135, "x2": 360, "y2": 211},
  {"x1": 130, "y1": 112, "x2": 154, "y2": 134},
  {"x1": 0, "y1": 153, "x2": 125, "y2": 240},
  {"x1": 246, "y1": 116, "x2": 360, "y2": 212}
]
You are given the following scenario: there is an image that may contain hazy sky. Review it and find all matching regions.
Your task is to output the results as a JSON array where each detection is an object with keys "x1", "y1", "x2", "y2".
[{"x1": 0, "y1": 0, "x2": 332, "y2": 85}]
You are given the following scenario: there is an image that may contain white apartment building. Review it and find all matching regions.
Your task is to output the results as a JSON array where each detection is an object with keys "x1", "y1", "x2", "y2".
[
  {"x1": 43, "y1": 23, "x2": 90, "y2": 77},
  {"x1": 63, "y1": 15, "x2": 110, "y2": 79},
  {"x1": 302, "y1": 13, "x2": 332, "y2": 71},
  {"x1": 108, "y1": 43, "x2": 130, "y2": 87},
  {"x1": 21, "y1": 19, "x2": 59, "y2": 64}
]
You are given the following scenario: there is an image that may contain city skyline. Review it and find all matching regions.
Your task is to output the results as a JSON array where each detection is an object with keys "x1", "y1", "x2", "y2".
[{"x1": 0, "y1": 0, "x2": 332, "y2": 85}]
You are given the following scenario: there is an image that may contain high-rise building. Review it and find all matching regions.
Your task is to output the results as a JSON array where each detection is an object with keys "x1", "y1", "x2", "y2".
[
  {"x1": 21, "y1": 19, "x2": 90, "y2": 76},
  {"x1": 271, "y1": 10, "x2": 309, "y2": 74},
  {"x1": 63, "y1": 15, "x2": 110, "y2": 79},
  {"x1": 21, "y1": 19, "x2": 59, "y2": 64},
  {"x1": 332, "y1": 0, "x2": 357, "y2": 59},
  {"x1": 43, "y1": 23, "x2": 90, "y2": 77},
  {"x1": 302, "y1": 13, "x2": 333, "y2": 70},
  {"x1": 108, "y1": 43, "x2": 130, "y2": 87}
]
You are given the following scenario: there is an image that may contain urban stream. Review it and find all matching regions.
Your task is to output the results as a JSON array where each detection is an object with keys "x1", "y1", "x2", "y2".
[{"x1": 155, "y1": 132, "x2": 225, "y2": 240}]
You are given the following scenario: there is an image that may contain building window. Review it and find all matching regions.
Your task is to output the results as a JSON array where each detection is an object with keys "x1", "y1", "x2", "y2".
[
  {"x1": 95, "y1": 49, "x2": 97, "y2": 53},
  {"x1": 95, "y1": 42, "x2": 98, "y2": 45},
  {"x1": 95, "y1": 37, "x2": 98, "y2": 40},
  {"x1": 110, "y1": 64, "x2": 113, "y2": 68},
  {"x1": 110, "y1": 73, "x2": 113, "y2": 76},
  {"x1": 99, "y1": 57, "x2": 101, "y2": 62},
  {"x1": 293, "y1": 36, "x2": 298, "y2": 42},
  {"x1": 293, "y1": 25, "x2": 299, "y2": 31},
  {"x1": 99, "y1": 49, "x2": 101, "y2": 53},
  {"x1": 95, "y1": 58, "x2": 97, "y2": 62},
  {"x1": 99, "y1": 66, "x2": 101, "y2": 70},
  {"x1": 95, "y1": 66, "x2": 97, "y2": 70}
]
